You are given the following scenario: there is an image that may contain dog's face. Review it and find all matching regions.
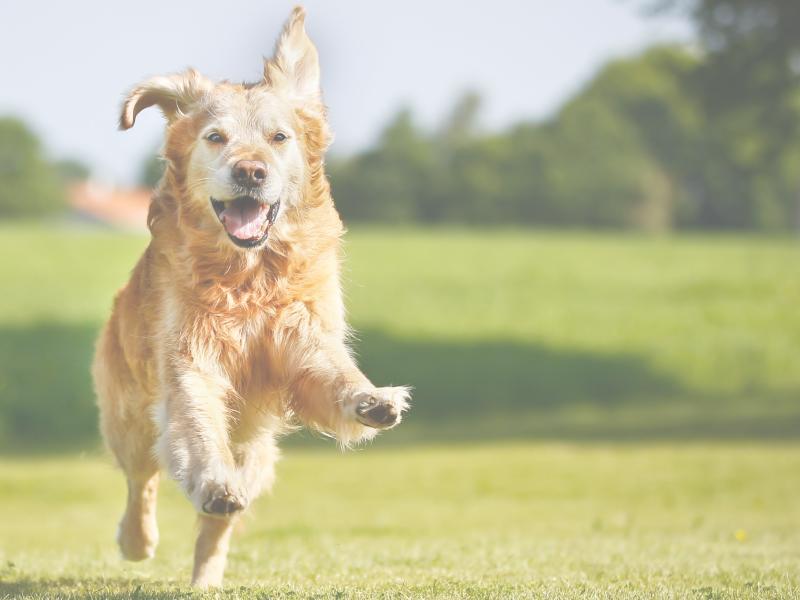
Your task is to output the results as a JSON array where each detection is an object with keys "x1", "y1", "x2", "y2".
[
  {"x1": 120, "y1": 7, "x2": 327, "y2": 250},
  {"x1": 189, "y1": 87, "x2": 307, "y2": 248}
]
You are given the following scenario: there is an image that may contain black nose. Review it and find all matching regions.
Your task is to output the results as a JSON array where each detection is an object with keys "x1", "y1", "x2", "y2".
[{"x1": 232, "y1": 160, "x2": 268, "y2": 187}]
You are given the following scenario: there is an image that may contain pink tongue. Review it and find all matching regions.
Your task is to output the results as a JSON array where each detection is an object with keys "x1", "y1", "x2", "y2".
[{"x1": 219, "y1": 200, "x2": 265, "y2": 239}]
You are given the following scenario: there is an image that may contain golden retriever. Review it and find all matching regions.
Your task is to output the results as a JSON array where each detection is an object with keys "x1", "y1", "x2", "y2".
[{"x1": 92, "y1": 7, "x2": 410, "y2": 588}]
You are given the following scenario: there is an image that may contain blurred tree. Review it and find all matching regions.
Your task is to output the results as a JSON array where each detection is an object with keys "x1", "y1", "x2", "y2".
[
  {"x1": 546, "y1": 93, "x2": 665, "y2": 229},
  {"x1": 0, "y1": 117, "x2": 65, "y2": 218},
  {"x1": 573, "y1": 47, "x2": 702, "y2": 228},
  {"x1": 647, "y1": 0, "x2": 800, "y2": 229},
  {"x1": 332, "y1": 108, "x2": 436, "y2": 222},
  {"x1": 438, "y1": 91, "x2": 482, "y2": 149},
  {"x1": 431, "y1": 91, "x2": 486, "y2": 223},
  {"x1": 54, "y1": 158, "x2": 90, "y2": 183},
  {"x1": 140, "y1": 151, "x2": 165, "y2": 188},
  {"x1": 330, "y1": 54, "x2": 704, "y2": 229},
  {"x1": 332, "y1": 41, "x2": 800, "y2": 231}
]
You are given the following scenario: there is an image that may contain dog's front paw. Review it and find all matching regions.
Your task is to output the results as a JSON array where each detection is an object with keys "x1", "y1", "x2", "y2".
[
  {"x1": 354, "y1": 387, "x2": 410, "y2": 430},
  {"x1": 193, "y1": 479, "x2": 248, "y2": 518}
]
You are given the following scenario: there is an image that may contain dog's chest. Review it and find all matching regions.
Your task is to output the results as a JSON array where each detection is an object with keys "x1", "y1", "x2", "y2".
[{"x1": 211, "y1": 300, "x2": 314, "y2": 404}]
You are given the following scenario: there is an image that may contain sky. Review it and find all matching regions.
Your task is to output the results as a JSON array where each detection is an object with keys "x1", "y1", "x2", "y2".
[{"x1": 0, "y1": 1, "x2": 690, "y2": 185}]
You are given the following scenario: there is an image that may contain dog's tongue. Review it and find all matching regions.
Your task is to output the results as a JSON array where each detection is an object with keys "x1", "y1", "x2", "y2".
[{"x1": 219, "y1": 198, "x2": 265, "y2": 240}]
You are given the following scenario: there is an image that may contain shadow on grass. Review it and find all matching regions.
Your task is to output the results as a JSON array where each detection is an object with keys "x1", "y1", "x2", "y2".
[
  {"x1": 0, "y1": 322, "x2": 99, "y2": 452},
  {"x1": 350, "y1": 329, "x2": 800, "y2": 443},
  {"x1": 0, "y1": 321, "x2": 796, "y2": 453}
]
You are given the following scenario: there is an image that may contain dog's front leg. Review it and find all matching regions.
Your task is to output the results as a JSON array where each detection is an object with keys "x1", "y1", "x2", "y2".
[
  {"x1": 157, "y1": 362, "x2": 247, "y2": 518},
  {"x1": 157, "y1": 362, "x2": 245, "y2": 587},
  {"x1": 287, "y1": 327, "x2": 410, "y2": 445}
]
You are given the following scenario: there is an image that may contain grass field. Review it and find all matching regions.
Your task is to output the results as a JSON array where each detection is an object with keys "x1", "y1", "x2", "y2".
[
  {"x1": 0, "y1": 223, "x2": 798, "y2": 598},
  {"x1": 1, "y1": 224, "x2": 798, "y2": 447},
  {"x1": 1, "y1": 444, "x2": 799, "y2": 599}
]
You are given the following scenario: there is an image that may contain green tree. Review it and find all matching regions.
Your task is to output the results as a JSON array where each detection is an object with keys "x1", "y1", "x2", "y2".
[
  {"x1": 0, "y1": 118, "x2": 65, "y2": 218},
  {"x1": 332, "y1": 108, "x2": 436, "y2": 222},
  {"x1": 140, "y1": 151, "x2": 165, "y2": 188},
  {"x1": 334, "y1": 38, "x2": 797, "y2": 231},
  {"x1": 54, "y1": 158, "x2": 90, "y2": 183},
  {"x1": 648, "y1": 0, "x2": 800, "y2": 229}
]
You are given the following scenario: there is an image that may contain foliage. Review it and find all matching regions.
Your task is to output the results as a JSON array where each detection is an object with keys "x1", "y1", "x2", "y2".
[
  {"x1": 53, "y1": 158, "x2": 90, "y2": 183},
  {"x1": 649, "y1": 0, "x2": 800, "y2": 228},
  {"x1": 328, "y1": 41, "x2": 799, "y2": 231},
  {"x1": 140, "y1": 150, "x2": 166, "y2": 188},
  {"x1": 0, "y1": 118, "x2": 65, "y2": 218}
]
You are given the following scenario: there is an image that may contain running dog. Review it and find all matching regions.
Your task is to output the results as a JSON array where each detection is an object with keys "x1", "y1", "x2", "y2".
[{"x1": 92, "y1": 7, "x2": 410, "y2": 588}]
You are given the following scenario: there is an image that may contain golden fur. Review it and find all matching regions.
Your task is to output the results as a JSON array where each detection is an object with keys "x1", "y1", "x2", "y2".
[{"x1": 92, "y1": 7, "x2": 409, "y2": 588}]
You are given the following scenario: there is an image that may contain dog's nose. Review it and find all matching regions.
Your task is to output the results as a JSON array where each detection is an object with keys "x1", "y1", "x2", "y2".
[{"x1": 232, "y1": 160, "x2": 268, "y2": 187}]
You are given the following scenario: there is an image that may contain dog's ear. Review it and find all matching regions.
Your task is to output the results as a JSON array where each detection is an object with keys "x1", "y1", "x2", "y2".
[
  {"x1": 119, "y1": 69, "x2": 212, "y2": 130},
  {"x1": 264, "y1": 6, "x2": 321, "y2": 105}
]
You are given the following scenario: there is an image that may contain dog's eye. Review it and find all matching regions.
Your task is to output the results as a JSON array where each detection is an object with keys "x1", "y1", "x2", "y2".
[
  {"x1": 273, "y1": 132, "x2": 288, "y2": 143},
  {"x1": 206, "y1": 132, "x2": 225, "y2": 144}
]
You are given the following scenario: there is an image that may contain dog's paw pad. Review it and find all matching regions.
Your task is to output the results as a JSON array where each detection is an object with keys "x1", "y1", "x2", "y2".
[
  {"x1": 202, "y1": 491, "x2": 246, "y2": 516},
  {"x1": 354, "y1": 387, "x2": 410, "y2": 430}
]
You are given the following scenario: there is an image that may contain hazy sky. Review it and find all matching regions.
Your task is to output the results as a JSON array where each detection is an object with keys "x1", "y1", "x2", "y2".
[{"x1": 1, "y1": 1, "x2": 689, "y2": 184}]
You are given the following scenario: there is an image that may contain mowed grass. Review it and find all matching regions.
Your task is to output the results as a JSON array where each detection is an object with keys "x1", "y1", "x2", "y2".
[
  {"x1": 0, "y1": 224, "x2": 798, "y2": 444},
  {"x1": 0, "y1": 223, "x2": 798, "y2": 598},
  {"x1": 2, "y1": 444, "x2": 799, "y2": 599}
]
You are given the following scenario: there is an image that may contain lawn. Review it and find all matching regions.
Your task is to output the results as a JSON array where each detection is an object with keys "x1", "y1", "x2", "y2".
[
  {"x1": 1, "y1": 444, "x2": 799, "y2": 599},
  {"x1": 0, "y1": 223, "x2": 798, "y2": 598},
  {"x1": 1, "y1": 224, "x2": 798, "y2": 446}
]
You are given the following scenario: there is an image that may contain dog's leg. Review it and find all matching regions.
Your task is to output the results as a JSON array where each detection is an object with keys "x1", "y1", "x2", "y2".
[
  {"x1": 232, "y1": 414, "x2": 280, "y2": 502},
  {"x1": 157, "y1": 364, "x2": 249, "y2": 518},
  {"x1": 95, "y1": 323, "x2": 162, "y2": 560},
  {"x1": 157, "y1": 363, "x2": 249, "y2": 587},
  {"x1": 117, "y1": 470, "x2": 160, "y2": 560},
  {"x1": 101, "y1": 425, "x2": 161, "y2": 560},
  {"x1": 191, "y1": 514, "x2": 237, "y2": 588},
  {"x1": 287, "y1": 329, "x2": 410, "y2": 445},
  {"x1": 189, "y1": 424, "x2": 280, "y2": 589}
]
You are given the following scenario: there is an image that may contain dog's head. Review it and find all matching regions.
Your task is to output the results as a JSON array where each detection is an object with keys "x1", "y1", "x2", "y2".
[{"x1": 120, "y1": 7, "x2": 329, "y2": 250}]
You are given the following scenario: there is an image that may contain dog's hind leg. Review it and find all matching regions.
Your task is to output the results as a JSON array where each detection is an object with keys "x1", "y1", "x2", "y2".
[
  {"x1": 192, "y1": 514, "x2": 237, "y2": 588},
  {"x1": 117, "y1": 468, "x2": 160, "y2": 560},
  {"x1": 103, "y1": 402, "x2": 160, "y2": 561},
  {"x1": 94, "y1": 325, "x2": 161, "y2": 560}
]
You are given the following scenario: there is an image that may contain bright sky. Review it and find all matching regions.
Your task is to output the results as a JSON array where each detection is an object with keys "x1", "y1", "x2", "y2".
[{"x1": 0, "y1": 1, "x2": 689, "y2": 185}]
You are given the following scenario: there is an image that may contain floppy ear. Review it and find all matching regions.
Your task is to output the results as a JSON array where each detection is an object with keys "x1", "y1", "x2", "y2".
[
  {"x1": 264, "y1": 6, "x2": 321, "y2": 105},
  {"x1": 119, "y1": 69, "x2": 212, "y2": 130}
]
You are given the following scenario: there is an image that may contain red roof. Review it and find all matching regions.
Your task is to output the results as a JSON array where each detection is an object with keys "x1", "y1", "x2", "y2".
[{"x1": 68, "y1": 181, "x2": 152, "y2": 231}]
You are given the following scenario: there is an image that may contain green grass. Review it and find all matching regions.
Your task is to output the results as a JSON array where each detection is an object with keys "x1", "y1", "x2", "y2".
[
  {"x1": 1, "y1": 224, "x2": 798, "y2": 446},
  {"x1": 2, "y1": 444, "x2": 799, "y2": 598},
  {"x1": 0, "y1": 223, "x2": 798, "y2": 597}
]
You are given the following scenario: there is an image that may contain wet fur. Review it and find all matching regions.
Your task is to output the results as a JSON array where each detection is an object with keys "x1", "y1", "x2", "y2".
[{"x1": 92, "y1": 7, "x2": 409, "y2": 588}]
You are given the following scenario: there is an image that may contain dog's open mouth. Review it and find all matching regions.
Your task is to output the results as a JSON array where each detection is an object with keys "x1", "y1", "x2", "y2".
[{"x1": 210, "y1": 196, "x2": 280, "y2": 248}]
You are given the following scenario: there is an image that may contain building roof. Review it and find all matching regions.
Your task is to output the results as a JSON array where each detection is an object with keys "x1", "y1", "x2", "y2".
[{"x1": 68, "y1": 181, "x2": 152, "y2": 231}]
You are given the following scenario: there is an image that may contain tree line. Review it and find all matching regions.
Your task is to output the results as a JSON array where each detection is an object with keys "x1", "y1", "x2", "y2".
[
  {"x1": 2, "y1": 0, "x2": 797, "y2": 231},
  {"x1": 330, "y1": 44, "x2": 798, "y2": 231},
  {"x1": 331, "y1": 0, "x2": 800, "y2": 231}
]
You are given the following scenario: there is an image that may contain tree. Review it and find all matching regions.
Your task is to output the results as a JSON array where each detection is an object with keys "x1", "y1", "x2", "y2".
[
  {"x1": 54, "y1": 158, "x2": 90, "y2": 183},
  {"x1": 332, "y1": 37, "x2": 797, "y2": 231},
  {"x1": 0, "y1": 118, "x2": 65, "y2": 218},
  {"x1": 331, "y1": 108, "x2": 436, "y2": 222},
  {"x1": 647, "y1": 0, "x2": 800, "y2": 229},
  {"x1": 140, "y1": 151, "x2": 166, "y2": 188}
]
